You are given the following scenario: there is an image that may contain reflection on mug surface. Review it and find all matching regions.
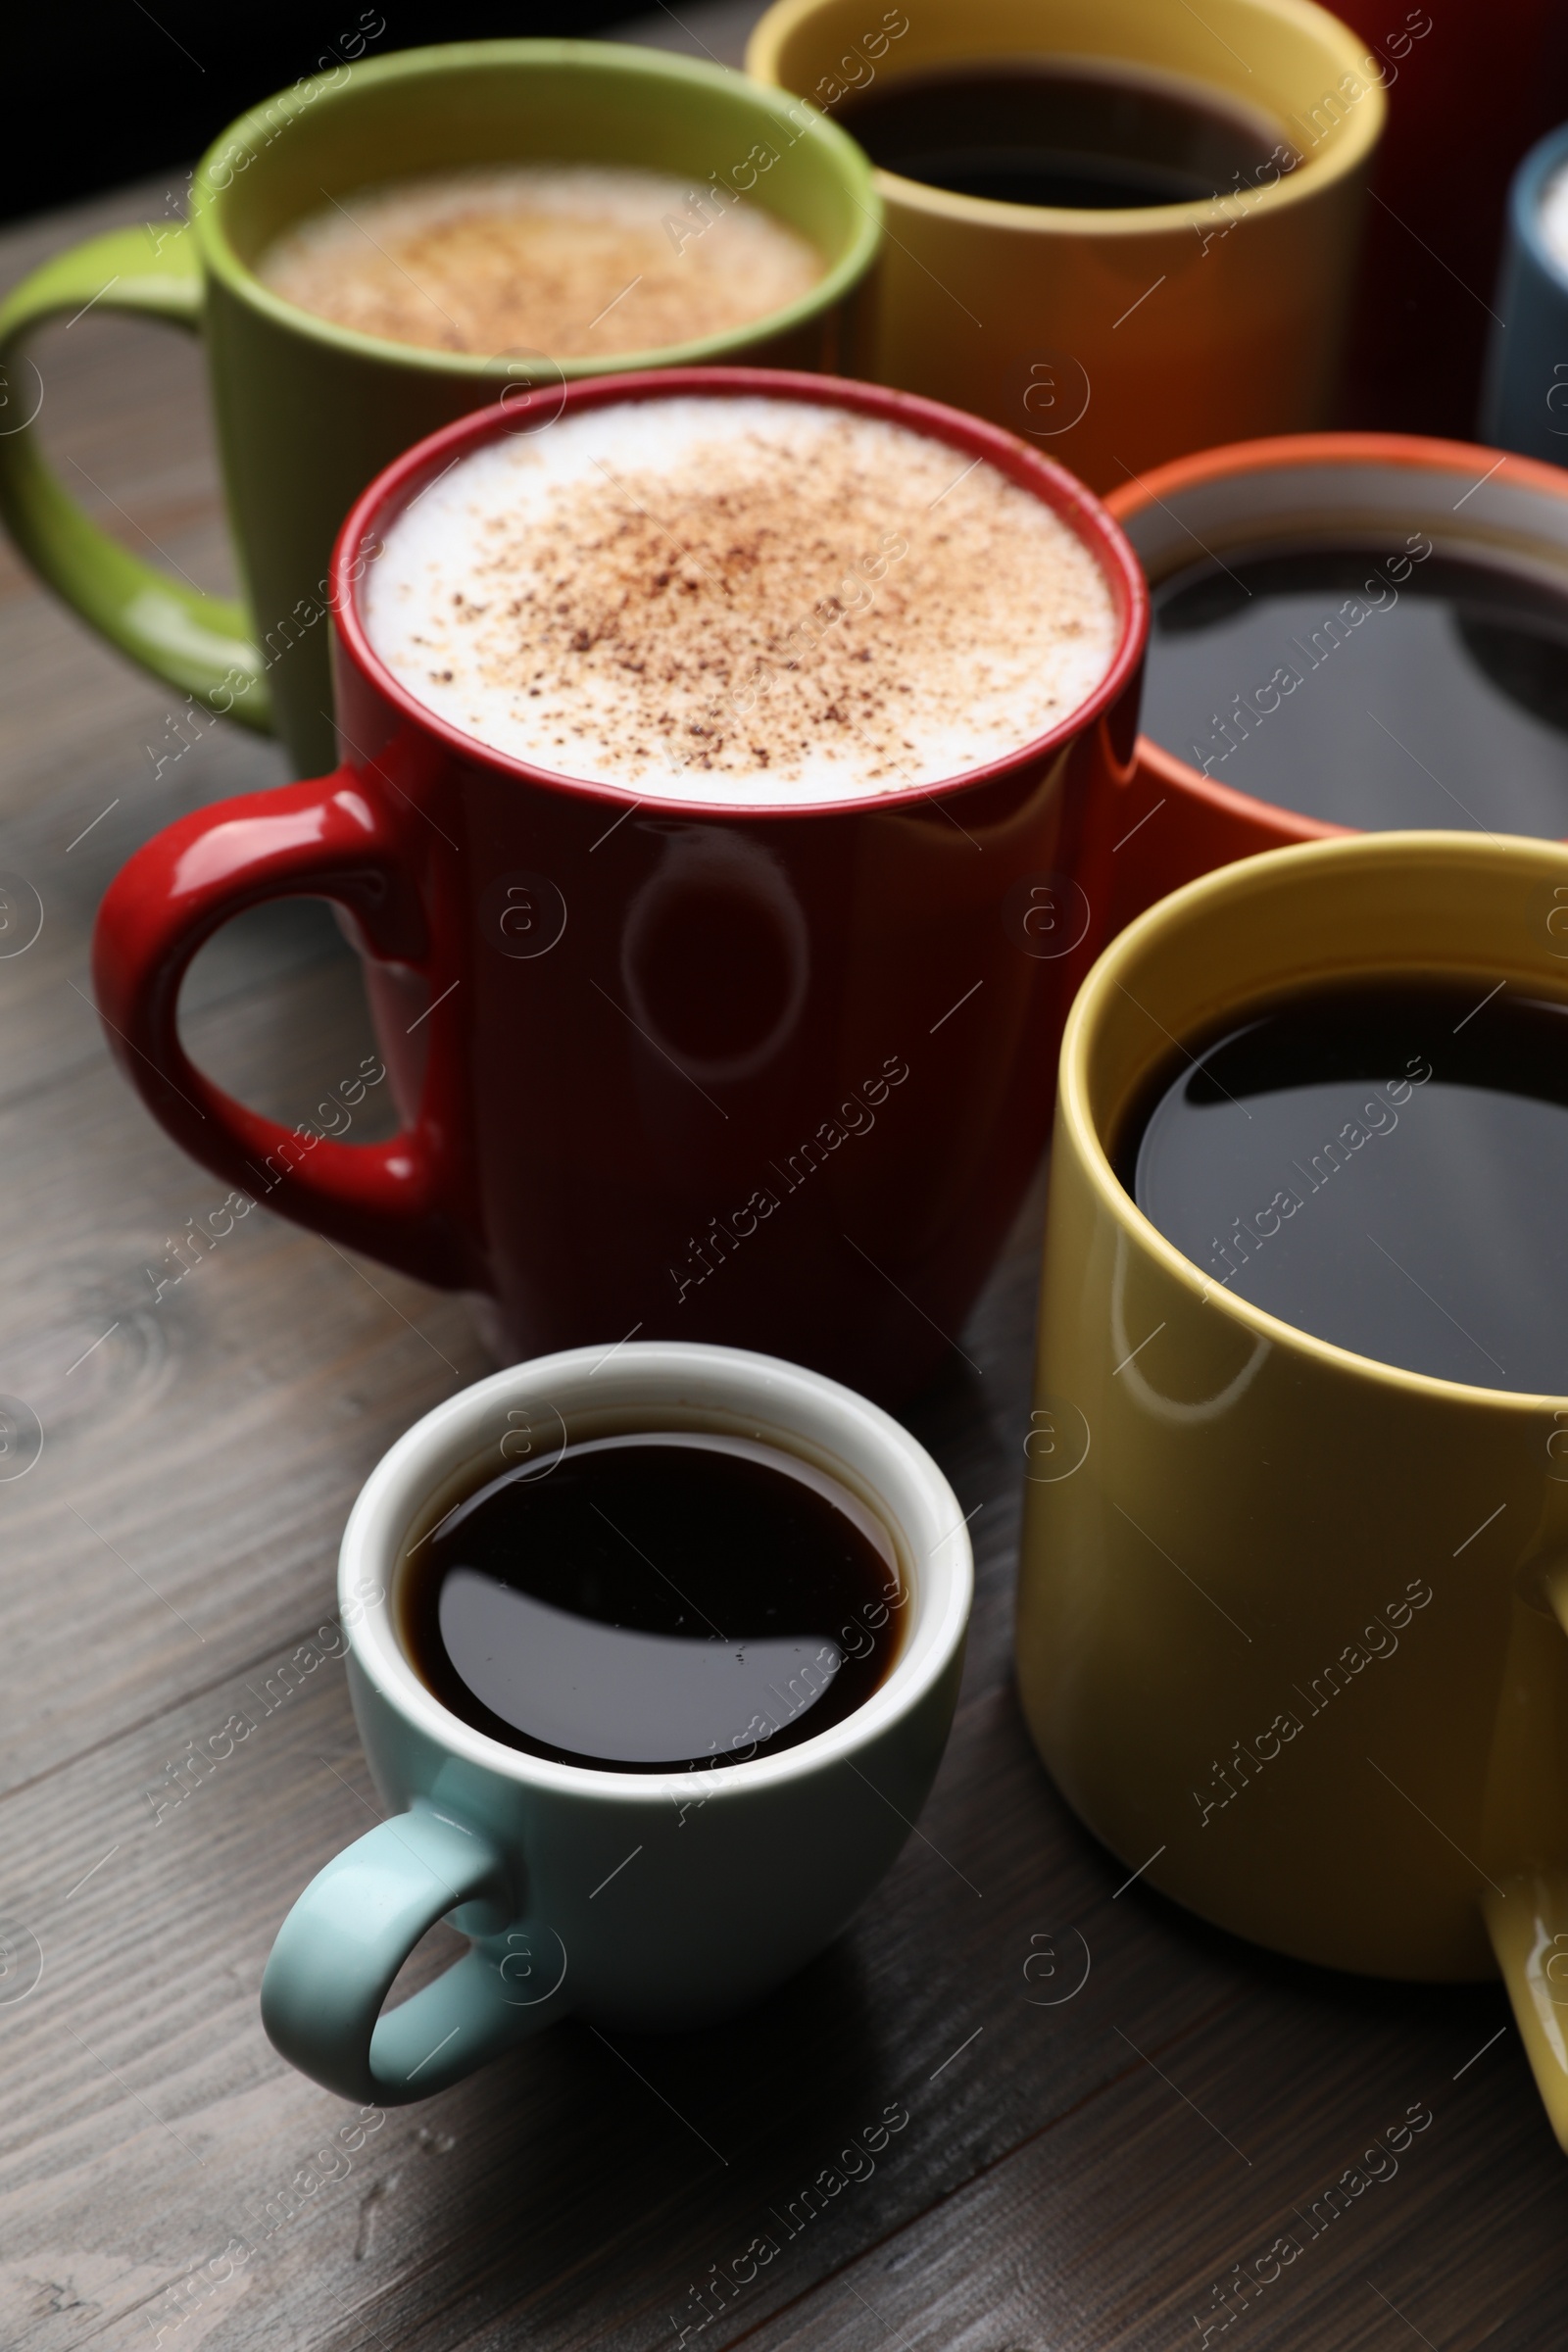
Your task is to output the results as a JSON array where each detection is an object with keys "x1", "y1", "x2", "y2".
[
  {"x1": 1140, "y1": 544, "x2": 1568, "y2": 835},
  {"x1": 1016, "y1": 830, "x2": 1568, "y2": 2154},
  {"x1": 621, "y1": 831, "x2": 810, "y2": 1088},
  {"x1": 1100, "y1": 437, "x2": 1568, "y2": 941},
  {"x1": 1119, "y1": 976, "x2": 1568, "y2": 1394},
  {"x1": 836, "y1": 58, "x2": 1294, "y2": 209}
]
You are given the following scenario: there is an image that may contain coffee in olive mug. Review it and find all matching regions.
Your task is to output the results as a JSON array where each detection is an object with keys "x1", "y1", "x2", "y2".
[
  {"x1": 747, "y1": 0, "x2": 1383, "y2": 489},
  {"x1": 1016, "y1": 830, "x2": 1568, "y2": 2150}
]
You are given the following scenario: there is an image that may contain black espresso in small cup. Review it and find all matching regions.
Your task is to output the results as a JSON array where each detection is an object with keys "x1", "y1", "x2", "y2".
[
  {"x1": 836, "y1": 61, "x2": 1292, "y2": 209},
  {"x1": 401, "y1": 1434, "x2": 906, "y2": 1770},
  {"x1": 1139, "y1": 542, "x2": 1568, "y2": 836},
  {"x1": 1120, "y1": 975, "x2": 1568, "y2": 1392}
]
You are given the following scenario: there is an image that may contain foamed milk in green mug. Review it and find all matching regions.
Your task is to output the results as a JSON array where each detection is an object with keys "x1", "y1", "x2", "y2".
[{"x1": 0, "y1": 40, "x2": 880, "y2": 774}]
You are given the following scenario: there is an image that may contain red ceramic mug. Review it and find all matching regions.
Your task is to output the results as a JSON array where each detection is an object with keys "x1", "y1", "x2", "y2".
[
  {"x1": 1093, "y1": 429, "x2": 1568, "y2": 937},
  {"x1": 1332, "y1": 0, "x2": 1568, "y2": 437},
  {"x1": 91, "y1": 368, "x2": 1147, "y2": 1405}
]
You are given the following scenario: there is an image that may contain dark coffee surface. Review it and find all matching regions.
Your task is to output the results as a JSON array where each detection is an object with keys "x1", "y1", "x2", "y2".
[
  {"x1": 1119, "y1": 978, "x2": 1568, "y2": 1393},
  {"x1": 837, "y1": 61, "x2": 1286, "y2": 209},
  {"x1": 18, "y1": 138, "x2": 1568, "y2": 2352},
  {"x1": 400, "y1": 1434, "x2": 904, "y2": 1770},
  {"x1": 1141, "y1": 546, "x2": 1568, "y2": 835}
]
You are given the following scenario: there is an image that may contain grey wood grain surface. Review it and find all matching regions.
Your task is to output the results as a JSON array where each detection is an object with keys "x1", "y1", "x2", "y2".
[{"x1": 1, "y1": 12, "x2": 1565, "y2": 2350}]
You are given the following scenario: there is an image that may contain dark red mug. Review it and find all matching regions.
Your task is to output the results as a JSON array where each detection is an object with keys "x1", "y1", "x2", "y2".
[{"x1": 91, "y1": 368, "x2": 1147, "y2": 1404}]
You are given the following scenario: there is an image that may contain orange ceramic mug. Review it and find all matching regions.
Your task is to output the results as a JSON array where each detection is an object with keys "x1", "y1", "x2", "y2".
[{"x1": 1091, "y1": 432, "x2": 1568, "y2": 938}]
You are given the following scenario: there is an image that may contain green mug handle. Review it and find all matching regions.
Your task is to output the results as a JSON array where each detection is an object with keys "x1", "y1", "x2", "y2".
[
  {"x1": 0, "y1": 223, "x2": 270, "y2": 728},
  {"x1": 261, "y1": 1804, "x2": 566, "y2": 2104}
]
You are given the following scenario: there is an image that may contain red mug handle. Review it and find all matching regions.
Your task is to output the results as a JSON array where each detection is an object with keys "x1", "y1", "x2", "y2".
[{"x1": 91, "y1": 767, "x2": 478, "y2": 1292}]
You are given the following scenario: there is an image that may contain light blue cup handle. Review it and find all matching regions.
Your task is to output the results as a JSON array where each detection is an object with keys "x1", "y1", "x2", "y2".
[{"x1": 261, "y1": 1806, "x2": 564, "y2": 2104}]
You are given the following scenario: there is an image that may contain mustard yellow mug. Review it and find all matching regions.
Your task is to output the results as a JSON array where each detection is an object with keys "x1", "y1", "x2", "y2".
[
  {"x1": 746, "y1": 0, "x2": 1384, "y2": 492},
  {"x1": 1016, "y1": 831, "x2": 1568, "y2": 2149}
]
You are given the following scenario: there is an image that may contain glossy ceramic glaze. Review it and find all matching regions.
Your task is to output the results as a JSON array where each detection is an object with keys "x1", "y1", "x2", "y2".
[
  {"x1": 746, "y1": 0, "x2": 1382, "y2": 489},
  {"x1": 261, "y1": 1342, "x2": 972, "y2": 2103},
  {"x1": 88, "y1": 367, "x2": 1149, "y2": 1404},
  {"x1": 1483, "y1": 123, "x2": 1568, "y2": 468},
  {"x1": 0, "y1": 41, "x2": 881, "y2": 773},
  {"x1": 1333, "y1": 0, "x2": 1568, "y2": 438},
  {"x1": 1015, "y1": 829, "x2": 1568, "y2": 2146},
  {"x1": 1098, "y1": 432, "x2": 1568, "y2": 933}
]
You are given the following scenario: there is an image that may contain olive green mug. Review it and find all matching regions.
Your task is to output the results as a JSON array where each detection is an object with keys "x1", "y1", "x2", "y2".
[{"x1": 0, "y1": 40, "x2": 880, "y2": 774}]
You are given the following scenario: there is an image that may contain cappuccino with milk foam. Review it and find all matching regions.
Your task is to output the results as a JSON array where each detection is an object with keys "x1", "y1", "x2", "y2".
[
  {"x1": 259, "y1": 165, "x2": 823, "y2": 359},
  {"x1": 361, "y1": 396, "x2": 1119, "y2": 802}
]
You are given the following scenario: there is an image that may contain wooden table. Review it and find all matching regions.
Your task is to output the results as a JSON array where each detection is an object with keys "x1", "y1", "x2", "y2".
[{"x1": 2, "y1": 18, "x2": 1566, "y2": 2350}]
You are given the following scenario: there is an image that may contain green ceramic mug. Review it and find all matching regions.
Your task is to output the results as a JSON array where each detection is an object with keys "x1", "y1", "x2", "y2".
[{"x1": 0, "y1": 40, "x2": 880, "y2": 774}]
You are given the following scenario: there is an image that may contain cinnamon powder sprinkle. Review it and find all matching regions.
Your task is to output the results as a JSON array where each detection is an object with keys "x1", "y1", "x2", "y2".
[
  {"x1": 258, "y1": 165, "x2": 822, "y2": 359},
  {"x1": 366, "y1": 401, "x2": 1119, "y2": 795}
]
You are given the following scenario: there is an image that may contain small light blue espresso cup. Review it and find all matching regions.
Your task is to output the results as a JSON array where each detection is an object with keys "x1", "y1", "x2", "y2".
[
  {"x1": 260, "y1": 1343, "x2": 972, "y2": 2104},
  {"x1": 1482, "y1": 122, "x2": 1568, "y2": 465}
]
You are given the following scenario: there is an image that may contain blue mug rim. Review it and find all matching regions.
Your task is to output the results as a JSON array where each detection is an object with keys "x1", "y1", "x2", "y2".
[{"x1": 1512, "y1": 119, "x2": 1568, "y2": 297}]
